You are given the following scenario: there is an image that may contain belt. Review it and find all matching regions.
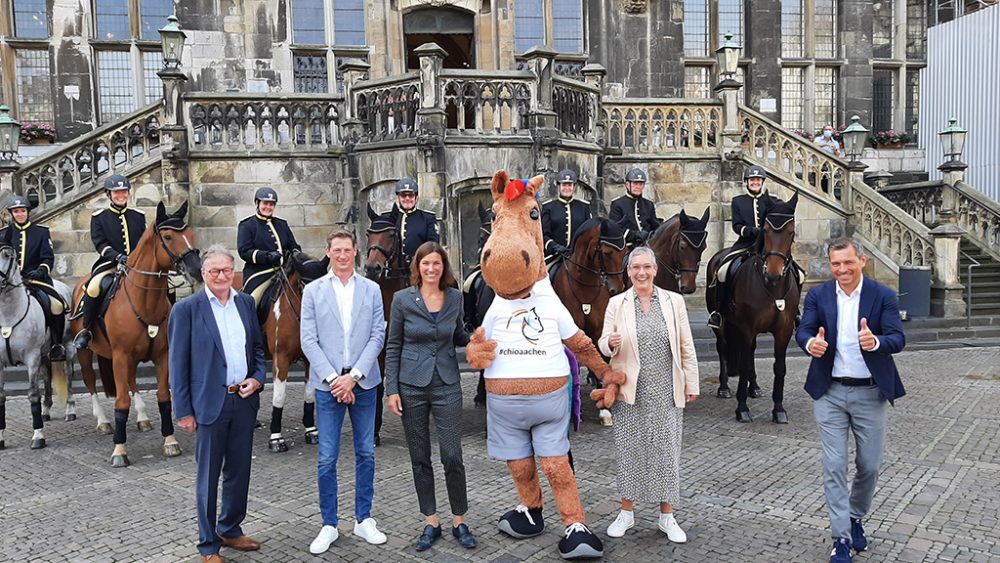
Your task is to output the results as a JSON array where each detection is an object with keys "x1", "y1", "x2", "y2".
[
  {"x1": 226, "y1": 385, "x2": 241, "y2": 394},
  {"x1": 832, "y1": 377, "x2": 874, "y2": 387}
]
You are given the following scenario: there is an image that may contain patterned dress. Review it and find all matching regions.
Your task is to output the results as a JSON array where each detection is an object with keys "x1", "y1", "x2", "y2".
[{"x1": 611, "y1": 291, "x2": 683, "y2": 504}]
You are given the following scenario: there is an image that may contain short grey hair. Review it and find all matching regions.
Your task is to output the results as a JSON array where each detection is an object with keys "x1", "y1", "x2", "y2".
[
  {"x1": 826, "y1": 237, "x2": 866, "y2": 257},
  {"x1": 627, "y1": 246, "x2": 657, "y2": 265},
  {"x1": 201, "y1": 244, "x2": 235, "y2": 267}
]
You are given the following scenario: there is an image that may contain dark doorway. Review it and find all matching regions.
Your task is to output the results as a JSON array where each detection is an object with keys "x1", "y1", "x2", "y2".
[
  {"x1": 403, "y1": 8, "x2": 475, "y2": 70},
  {"x1": 457, "y1": 188, "x2": 494, "y2": 279}
]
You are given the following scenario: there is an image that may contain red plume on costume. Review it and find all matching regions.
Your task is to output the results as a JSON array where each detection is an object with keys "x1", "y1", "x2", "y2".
[{"x1": 504, "y1": 179, "x2": 526, "y2": 201}]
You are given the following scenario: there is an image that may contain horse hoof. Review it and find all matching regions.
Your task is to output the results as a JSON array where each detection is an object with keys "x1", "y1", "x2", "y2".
[
  {"x1": 599, "y1": 410, "x2": 614, "y2": 427},
  {"x1": 65, "y1": 414, "x2": 77, "y2": 422},
  {"x1": 137, "y1": 420, "x2": 153, "y2": 432},
  {"x1": 304, "y1": 432, "x2": 319, "y2": 445},
  {"x1": 163, "y1": 443, "x2": 182, "y2": 457},
  {"x1": 42, "y1": 414, "x2": 51, "y2": 422},
  {"x1": 748, "y1": 387, "x2": 763, "y2": 399},
  {"x1": 772, "y1": 410, "x2": 789, "y2": 424},
  {"x1": 716, "y1": 388, "x2": 732, "y2": 399},
  {"x1": 111, "y1": 454, "x2": 130, "y2": 468},
  {"x1": 735, "y1": 410, "x2": 753, "y2": 423},
  {"x1": 97, "y1": 423, "x2": 113, "y2": 435},
  {"x1": 31, "y1": 438, "x2": 47, "y2": 450},
  {"x1": 0, "y1": 440, "x2": 4, "y2": 450},
  {"x1": 269, "y1": 438, "x2": 288, "y2": 453}
]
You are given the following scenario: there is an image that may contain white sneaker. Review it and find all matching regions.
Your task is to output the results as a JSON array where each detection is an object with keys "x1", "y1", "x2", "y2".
[
  {"x1": 353, "y1": 517, "x2": 387, "y2": 545},
  {"x1": 606, "y1": 510, "x2": 635, "y2": 538},
  {"x1": 658, "y1": 514, "x2": 687, "y2": 543},
  {"x1": 309, "y1": 525, "x2": 339, "y2": 554}
]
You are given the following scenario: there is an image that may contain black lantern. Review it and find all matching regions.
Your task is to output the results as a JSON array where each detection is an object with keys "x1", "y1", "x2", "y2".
[
  {"x1": 158, "y1": 15, "x2": 187, "y2": 70},
  {"x1": 0, "y1": 105, "x2": 20, "y2": 162},
  {"x1": 841, "y1": 116, "x2": 869, "y2": 167}
]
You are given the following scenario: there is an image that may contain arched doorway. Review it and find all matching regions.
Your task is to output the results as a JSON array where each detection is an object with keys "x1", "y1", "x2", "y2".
[{"x1": 403, "y1": 8, "x2": 475, "y2": 70}]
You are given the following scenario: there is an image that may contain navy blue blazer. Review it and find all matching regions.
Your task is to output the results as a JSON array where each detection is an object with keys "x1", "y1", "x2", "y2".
[
  {"x1": 168, "y1": 290, "x2": 267, "y2": 425},
  {"x1": 795, "y1": 277, "x2": 906, "y2": 404}
]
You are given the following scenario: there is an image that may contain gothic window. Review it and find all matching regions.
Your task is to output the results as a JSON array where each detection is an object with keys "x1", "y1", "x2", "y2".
[
  {"x1": 781, "y1": 0, "x2": 804, "y2": 58},
  {"x1": 12, "y1": 0, "x2": 49, "y2": 38},
  {"x1": 814, "y1": 0, "x2": 837, "y2": 58},
  {"x1": 515, "y1": 0, "x2": 546, "y2": 52},
  {"x1": 683, "y1": 0, "x2": 709, "y2": 57},
  {"x1": 684, "y1": 66, "x2": 711, "y2": 98},
  {"x1": 814, "y1": 67, "x2": 838, "y2": 128},
  {"x1": 97, "y1": 50, "x2": 135, "y2": 120},
  {"x1": 780, "y1": 66, "x2": 804, "y2": 130},
  {"x1": 139, "y1": 0, "x2": 175, "y2": 40},
  {"x1": 95, "y1": 0, "x2": 130, "y2": 40},
  {"x1": 142, "y1": 51, "x2": 162, "y2": 104},
  {"x1": 905, "y1": 69, "x2": 919, "y2": 137},
  {"x1": 333, "y1": 0, "x2": 366, "y2": 46},
  {"x1": 294, "y1": 54, "x2": 329, "y2": 93},
  {"x1": 873, "y1": 0, "x2": 894, "y2": 59},
  {"x1": 14, "y1": 50, "x2": 54, "y2": 122},
  {"x1": 906, "y1": 0, "x2": 927, "y2": 59},
  {"x1": 718, "y1": 0, "x2": 744, "y2": 47},
  {"x1": 293, "y1": 0, "x2": 326, "y2": 44},
  {"x1": 872, "y1": 68, "x2": 894, "y2": 132},
  {"x1": 552, "y1": 0, "x2": 583, "y2": 53}
]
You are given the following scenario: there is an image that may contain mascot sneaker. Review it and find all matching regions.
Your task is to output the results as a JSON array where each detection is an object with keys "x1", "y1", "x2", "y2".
[
  {"x1": 498, "y1": 505, "x2": 545, "y2": 538},
  {"x1": 558, "y1": 522, "x2": 604, "y2": 559}
]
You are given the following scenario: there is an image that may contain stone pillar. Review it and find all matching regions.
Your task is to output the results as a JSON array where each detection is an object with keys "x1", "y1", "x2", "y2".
[
  {"x1": 414, "y1": 44, "x2": 448, "y2": 242},
  {"x1": 929, "y1": 223, "x2": 967, "y2": 317},
  {"x1": 157, "y1": 67, "x2": 190, "y2": 210},
  {"x1": 715, "y1": 79, "x2": 742, "y2": 159},
  {"x1": 337, "y1": 59, "x2": 372, "y2": 235},
  {"x1": 582, "y1": 63, "x2": 608, "y2": 204},
  {"x1": 747, "y1": 0, "x2": 782, "y2": 121},
  {"x1": 521, "y1": 46, "x2": 560, "y2": 176},
  {"x1": 838, "y1": 0, "x2": 875, "y2": 125}
]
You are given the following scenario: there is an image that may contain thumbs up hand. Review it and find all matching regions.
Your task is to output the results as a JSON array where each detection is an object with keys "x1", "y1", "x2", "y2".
[
  {"x1": 858, "y1": 318, "x2": 877, "y2": 351},
  {"x1": 609, "y1": 324, "x2": 622, "y2": 351},
  {"x1": 808, "y1": 326, "x2": 829, "y2": 358}
]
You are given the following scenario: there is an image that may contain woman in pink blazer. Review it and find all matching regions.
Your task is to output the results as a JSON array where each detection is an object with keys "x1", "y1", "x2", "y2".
[{"x1": 598, "y1": 246, "x2": 699, "y2": 543}]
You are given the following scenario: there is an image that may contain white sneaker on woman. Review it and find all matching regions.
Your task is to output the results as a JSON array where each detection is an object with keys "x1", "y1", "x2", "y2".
[
  {"x1": 606, "y1": 510, "x2": 635, "y2": 538},
  {"x1": 354, "y1": 517, "x2": 387, "y2": 545},
  {"x1": 309, "y1": 525, "x2": 339, "y2": 554},
  {"x1": 658, "y1": 514, "x2": 687, "y2": 543}
]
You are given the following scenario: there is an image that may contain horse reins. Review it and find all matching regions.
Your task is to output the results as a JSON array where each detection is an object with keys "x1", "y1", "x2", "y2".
[
  {"x1": 658, "y1": 230, "x2": 707, "y2": 282},
  {"x1": 366, "y1": 226, "x2": 410, "y2": 281},
  {"x1": 563, "y1": 236, "x2": 626, "y2": 303}
]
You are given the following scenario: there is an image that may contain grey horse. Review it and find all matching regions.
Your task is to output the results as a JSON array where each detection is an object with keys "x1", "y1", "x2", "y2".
[
  {"x1": 0, "y1": 244, "x2": 49, "y2": 450},
  {"x1": 42, "y1": 279, "x2": 82, "y2": 424}
]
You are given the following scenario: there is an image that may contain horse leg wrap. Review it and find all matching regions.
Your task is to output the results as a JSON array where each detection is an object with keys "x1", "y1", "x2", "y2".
[
  {"x1": 30, "y1": 402, "x2": 44, "y2": 430},
  {"x1": 302, "y1": 401, "x2": 315, "y2": 429},
  {"x1": 270, "y1": 406, "x2": 283, "y2": 434},
  {"x1": 158, "y1": 401, "x2": 174, "y2": 437},
  {"x1": 114, "y1": 408, "x2": 129, "y2": 444},
  {"x1": 0, "y1": 404, "x2": 6, "y2": 430}
]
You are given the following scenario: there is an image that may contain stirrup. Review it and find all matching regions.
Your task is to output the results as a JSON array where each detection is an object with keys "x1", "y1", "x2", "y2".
[
  {"x1": 73, "y1": 329, "x2": 92, "y2": 349},
  {"x1": 707, "y1": 311, "x2": 722, "y2": 329}
]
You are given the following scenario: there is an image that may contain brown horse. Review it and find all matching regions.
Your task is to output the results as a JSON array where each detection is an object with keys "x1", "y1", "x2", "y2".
[
  {"x1": 364, "y1": 203, "x2": 409, "y2": 444},
  {"x1": 705, "y1": 193, "x2": 800, "y2": 423},
  {"x1": 71, "y1": 202, "x2": 202, "y2": 467},
  {"x1": 647, "y1": 208, "x2": 711, "y2": 294}
]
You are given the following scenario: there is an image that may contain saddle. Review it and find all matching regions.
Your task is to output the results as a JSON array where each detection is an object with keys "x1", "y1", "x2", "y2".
[
  {"x1": 255, "y1": 275, "x2": 282, "y2": 327},
  {"x1": 69, "y1": 272, "x2": 121, "y2": 322}
]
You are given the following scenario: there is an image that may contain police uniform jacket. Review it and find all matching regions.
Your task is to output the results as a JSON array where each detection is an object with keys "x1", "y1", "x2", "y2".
[
  {"x1": 609, "y1": 194, "x2": 660, "y2": 244},
  {"x1": 237, "y1": 214, "x2": 301, "y2": 282},
  {"x1": 396, "y1": 208, "x2": 439, "y2": 261},
  {"x1": 541, "y1": 197, "x2": 592, "y2": 252},
  {"x1": 91, "y1": 206, "x2": 147, "y2": 272},
  {"x1": 1, "y1": 221, "x2": 55, "y2": 283},
  {"x1": 731, "y1": 191, "x2": 778, "y2": 249}
]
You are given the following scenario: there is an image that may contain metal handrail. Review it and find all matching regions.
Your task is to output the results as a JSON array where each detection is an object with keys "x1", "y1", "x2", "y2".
[{"x1": 960, "y1": 249, "x2": 981, "y2": 329}]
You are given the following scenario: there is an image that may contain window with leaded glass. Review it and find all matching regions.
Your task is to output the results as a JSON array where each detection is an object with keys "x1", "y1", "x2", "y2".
[
  {"x1": 906, "y1": 0, "x2": 926, "y2": 59},
  {"x1": 873, "y1": 0, "x2": 894, "y2": 59},
  {"x1": 13, "y1": 0, "x2": 49, "y2": 38},
  {"x1": 683, "y1": 0, "x2": 709, "y2": 57},
  {"x1": 294, "y1": 54, "x2": 329, "y2": 93},
  {"x1": 814, "y1": 0, "x2": 837, "y2": 58},
  {"x1": 142, "y1": 51, "x2": 163, "y2": 104},
  {"x1": 292, "y1": 0, "x2": 326, "y2": 45},
  {"x1": 95, "y1": 0, "x2": 130, "y2": 41},
  {"x1": 552, "y1": 0, "x2": 583, "y2": 53},
  {"x1": 684, "y1": 66, "x2": 711, "y2": 99},
  {"x1": 781, "y1": 0, "x2": 804, "y2": 58},
  {"x1": 905, "y1": 68, "x2": 919, "y2": 138},
  {"x1": 333, "y1": 0, "x2": 366, "y2": 46},
  {"x1": 97, "y1": 50, "x2": 135, "y2": 120},
  {"x1": 780, "y1": 66, "x2": 804, "y2": 130},
  {"x1": 335, "y1": 54, "x2": 368, "y2": 93},
  {"x1": 814, "y1": 67, "x2": 838, "y2": 128},
  {"x1": 718, "y1": 0, "x2": 744, "y2": 47},
  {"x1": 872, "y1": 68, "x2": 894, "y2": 132},
  {"x1": 15, "y1": 50, "x2": 54, "y2": 122},
  {"x1": 515, "y1": 0, "x2": 545, "y2": 52},
  {"x1": 139, "y1": 0, "x2": 175, "y2": 41}
]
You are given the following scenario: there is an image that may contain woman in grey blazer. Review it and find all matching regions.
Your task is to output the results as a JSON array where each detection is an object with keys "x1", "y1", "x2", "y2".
[{"x1": 385, "y1": 242, "x2": 476, "y2": 551}]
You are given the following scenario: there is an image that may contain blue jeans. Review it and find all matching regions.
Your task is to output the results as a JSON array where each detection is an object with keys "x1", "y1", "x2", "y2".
[{"x1": 315, "y1": 385, "x2": 377, "y2": 527}]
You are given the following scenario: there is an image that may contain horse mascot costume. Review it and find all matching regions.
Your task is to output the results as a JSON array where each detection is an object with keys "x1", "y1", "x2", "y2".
[{"x1": 465, "y1": 171, "x2": 626, "y2": 559}]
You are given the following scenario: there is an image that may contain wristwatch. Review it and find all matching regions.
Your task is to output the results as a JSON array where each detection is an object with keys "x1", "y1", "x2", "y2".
[{"x1": 351, "y1": 370, "x2": 365, "y2": 383}]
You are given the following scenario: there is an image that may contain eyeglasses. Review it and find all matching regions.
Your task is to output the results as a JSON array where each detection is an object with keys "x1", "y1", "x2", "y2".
[{"x1": 205, "y1": 268, "x2": 234, "y2": 278}]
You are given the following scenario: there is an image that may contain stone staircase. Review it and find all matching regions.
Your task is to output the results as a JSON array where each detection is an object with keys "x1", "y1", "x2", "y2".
[{"x1": 960, "y1": 238, "x2": 1000, "y2": 316}]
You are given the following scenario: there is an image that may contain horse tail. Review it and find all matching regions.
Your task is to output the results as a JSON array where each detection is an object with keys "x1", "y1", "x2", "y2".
[
  {"x1": 98, "y1": 355, "x2": 116, "y2": 398},
  {"x1": 51, "y1": 360, "x2": 69, "y2": 405}
]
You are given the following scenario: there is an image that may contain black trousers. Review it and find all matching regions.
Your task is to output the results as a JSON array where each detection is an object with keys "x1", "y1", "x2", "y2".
[{"x1": 399, "y1": 376, "x2": 468, "y2": 517}]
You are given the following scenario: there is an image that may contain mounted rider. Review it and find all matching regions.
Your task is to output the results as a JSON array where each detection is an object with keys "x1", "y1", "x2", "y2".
[
  {"x1": 393, "y1": 177, "x2": 439, "y2": 272},
  {"x1": 707, "y1": 165, "x2": 779, "y2": 329},
  {"x1": 237, "y1": 187, "x2": 301, "y2": 320},
  {"x1": 73, "y1": 175, "x2": 147, "y2": 349},
  {"x1": 609, "y1": 168, "x2": 661, "y2": 247},
  {"x1": 541, "y1": 168, "x2": 592, "y2": 264},
  {"x1": 1, "y1": 196, "x2": 69, "y2": 359}
]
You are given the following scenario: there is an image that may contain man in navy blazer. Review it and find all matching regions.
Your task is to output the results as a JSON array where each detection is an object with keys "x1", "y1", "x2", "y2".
[
  {"x1": 796, "y1": 238, "x2": 905, "y2": 563},
  {"x1": 169, "y1": 245, "x2": 267, "y2": 563},
  {"x1": 301, "y1": 228, "x2": 388, "y2": 555}
]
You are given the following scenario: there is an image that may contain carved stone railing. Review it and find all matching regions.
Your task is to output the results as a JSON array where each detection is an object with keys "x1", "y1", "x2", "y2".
[
  {"x1": 439, "y1": 70, "x2": 534, "y2": 135},
  {"x1": 185, "y1": 94, "x2": 342, "y2": 153},
  {"x1": 552, "y1": 75, "x2": 600, "y2": 142},
  {"x1": 953, "y1": 182, "x2": 1000, "y2": 255},
  {"x1": 852, "y1": 179, "x2": 936, "y2": 268},
  {"x1": 880, "y1": 181, "x2": 946, "y2": 227},
  {"x1": 16, "y1": 103, "x2": 162, "y2": 217},
  {"x1": 739, "y1": 105, "x2": 847, "y2": 204},
  {"x1": 352, "y1": 73, "x2": 421, "y2": 143},
  {"x1": 602, "y1": 99, "x2": 722, "y2": 154}
]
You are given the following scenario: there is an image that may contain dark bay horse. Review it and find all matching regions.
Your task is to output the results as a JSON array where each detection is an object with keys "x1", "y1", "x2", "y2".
[
  {"x1": 647, "y1": 208, "x2": 711, "y2": 294},
  {"x1": 463, "y1": 202, "x2": 495, "y2": 407},
  {"x1": 705, "y1": 193, "x2": 801, "y2": 423},
  {"x1": 70, "y1": 202, "x2": 202, "y2": 466}
]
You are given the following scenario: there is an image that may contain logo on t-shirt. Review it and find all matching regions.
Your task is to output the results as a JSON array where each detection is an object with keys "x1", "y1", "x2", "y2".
[{"x1": 506, "y1": 307, "x2": 545, "y2": 345}]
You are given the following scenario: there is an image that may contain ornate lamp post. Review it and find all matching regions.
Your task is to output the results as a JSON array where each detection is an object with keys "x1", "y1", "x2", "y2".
[
  {"x1": 938, "y1": 118, "x2": 967, "y2": 171},
  {"x1": 842, "y1": 116, "x2": 869, "y2": 171},
  {"x1": 715, "y1": 32, "x2": 741, "y2": 87},
  {"x1": 0, "y1": 105, "x2": 21, "y2": 165}
]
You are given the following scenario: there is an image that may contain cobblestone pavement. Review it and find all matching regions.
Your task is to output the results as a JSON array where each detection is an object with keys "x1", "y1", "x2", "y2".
[{"x1": 2, "y1": 347, "x2": 1000, "y2": 563}]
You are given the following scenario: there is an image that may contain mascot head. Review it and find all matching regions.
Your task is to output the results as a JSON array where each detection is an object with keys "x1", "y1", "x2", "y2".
[{"x1": 480, "y1": 170, "x2": 547, "y2": 299}]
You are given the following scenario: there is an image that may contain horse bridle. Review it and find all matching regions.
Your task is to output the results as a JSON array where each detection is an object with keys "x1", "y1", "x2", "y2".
[
  {"x1": 658, "y1": 230, "x2": 707, "y2": 281},
  {"x1": 366, "y1": 225, "x2": 410, "y2": 281},
  {"x1": 123, "y1": 223, "x2": 199, "y2": 286},
  {"x1": 564, "y1": 234, "x2": 626, "y2": 294},
  {"x1": 0, "y1": 245, "x2": 33, "y2": 365},
  {"x1": 0, "y1": 245, "x2": 23, "y2": 294},
  {"x1": 761, "y1": 213, "x2": 795, "y2": 277}
]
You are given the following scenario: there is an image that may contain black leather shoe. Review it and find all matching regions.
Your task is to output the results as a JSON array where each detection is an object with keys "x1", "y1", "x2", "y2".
[
  {"x1": 415, "y1": 524, "x2": 441, "y2": 551},
  {"x1": 452, "y1": 523, "x2": 477, "y2": 548}
]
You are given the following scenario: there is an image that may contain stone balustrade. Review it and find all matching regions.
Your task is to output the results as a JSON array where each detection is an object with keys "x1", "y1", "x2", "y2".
[
  {"x1": 552, "y1": 75, "x2": 600, "y2": 142},
  {"x1": 352, "y1": 73, "x2": 421, "y2": 142},
  {"x1": 602, "y1": 99, "x2": 722, "y2": 153},
  {"x1": 852, "y1": 179, "x2": 936, "y2": 268},
  {"x1": 437, "y1": 70, "x2": 535, "y2": 136}
]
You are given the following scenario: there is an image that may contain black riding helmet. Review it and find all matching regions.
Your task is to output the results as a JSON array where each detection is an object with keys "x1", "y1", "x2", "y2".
[
  {"x1": 254, "y1": 187, "x2": 278, "y2": 203},
  {"x1": 625, "y1": 168, "x2": 647, "y2": 183},
  {"x1": 743, "y1": 165, "x2": 767, "y2": 183},
  {"x1": 556, "y1": 169, "x2": 578, "y2": 185},
  {"x1": 104, "y1": 174, "x2": 132, "y2": 191},
  {"x1": 395, "y1": 178, "x2": 418, "y2": 195},
  {"x1": 5, "y1": 195, "x2": 30, "y2": 210}
]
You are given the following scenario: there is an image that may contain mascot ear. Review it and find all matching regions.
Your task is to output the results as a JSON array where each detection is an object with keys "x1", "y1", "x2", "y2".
[
  {"x1": 491, "y1": 170, "x2": 510, "y2": 203},
  {"x1": 525, "y1": 175, "x2": 545, "y2": 198}
]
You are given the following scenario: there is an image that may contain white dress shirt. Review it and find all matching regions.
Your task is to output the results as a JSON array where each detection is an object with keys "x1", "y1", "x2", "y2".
[
  {"x1": 326, "y1": 270, "x2": 363, "y2": 384},
  {"x1": 832, "y1": 277, "x2": 878, "y2": 379}
]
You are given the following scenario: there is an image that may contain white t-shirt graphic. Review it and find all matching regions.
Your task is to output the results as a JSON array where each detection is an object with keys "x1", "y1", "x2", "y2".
[{"x1": 481, "y1": 280, "x2": 580, "y2": 379}]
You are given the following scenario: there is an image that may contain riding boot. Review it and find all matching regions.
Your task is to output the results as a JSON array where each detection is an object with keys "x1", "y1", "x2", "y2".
[
  {"x1": 708, "y1": 280, "x2": 727, "y2": 329},
  {"x1": 73, "y1": 295, "x2": 100, "y2": 349},
  {"x1": 49, "y1": 313, "x2": 66, "y2": 361}
]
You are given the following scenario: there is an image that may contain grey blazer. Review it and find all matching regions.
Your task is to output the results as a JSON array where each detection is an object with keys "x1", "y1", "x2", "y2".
[{"x1": 384, "y1": 286, "x2": 470, "y2": 396}]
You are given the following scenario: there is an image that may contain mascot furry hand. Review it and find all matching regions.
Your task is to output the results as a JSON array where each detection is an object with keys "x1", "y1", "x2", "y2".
[{"x1": 464, "y1": 171, "x2": 625, "y2": 560}]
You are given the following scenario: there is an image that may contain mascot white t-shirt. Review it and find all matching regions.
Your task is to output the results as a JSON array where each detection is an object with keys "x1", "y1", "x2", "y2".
[{"x1": 481, "y1": 278, "x2": 579, "y2": 380}]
